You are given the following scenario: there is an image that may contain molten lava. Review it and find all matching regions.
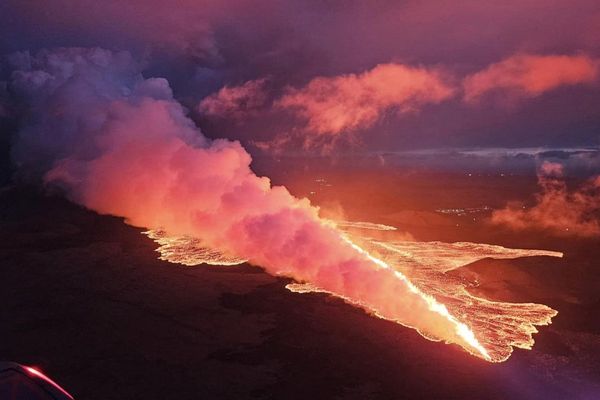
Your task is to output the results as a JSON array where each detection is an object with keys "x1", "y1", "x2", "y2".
[
  {"x1": 145, "y1": 221, "x2": 561, "y2": 363},
  {"x1": 145, "y1": 229, "x2": 246, "y2": 266}
]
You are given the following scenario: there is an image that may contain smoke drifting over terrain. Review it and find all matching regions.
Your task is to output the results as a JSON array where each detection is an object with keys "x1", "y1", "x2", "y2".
[
  {"x1": 3, "y1": 48, "x2": 491, "y2": 358},
  {"x1": 492, "y1": 162, "x2": 600, "y2": 236}
]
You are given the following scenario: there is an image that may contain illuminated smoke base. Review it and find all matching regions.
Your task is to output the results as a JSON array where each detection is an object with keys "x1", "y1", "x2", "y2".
[{"x1": 146, "y1": 221, "x2": 562, "y2": 362}]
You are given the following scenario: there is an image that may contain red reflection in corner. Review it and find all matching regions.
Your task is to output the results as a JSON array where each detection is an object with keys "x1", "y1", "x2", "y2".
[{"x1": 25, "y1": 366, "x2": 74, "y2": 399}]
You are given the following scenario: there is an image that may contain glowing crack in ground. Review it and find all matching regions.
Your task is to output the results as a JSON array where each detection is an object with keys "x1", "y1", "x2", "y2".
[{"x1": 145, "y1": 221, "x2": 562, "y2": 362}]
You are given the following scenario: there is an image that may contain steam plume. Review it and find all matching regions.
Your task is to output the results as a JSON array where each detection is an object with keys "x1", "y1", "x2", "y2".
[
  {"x1": 491, "y1": 161, "x2": 600, "y2": 237},
  {"x1": 4, "y1": 48, "x2": 487, "y2": 356}
]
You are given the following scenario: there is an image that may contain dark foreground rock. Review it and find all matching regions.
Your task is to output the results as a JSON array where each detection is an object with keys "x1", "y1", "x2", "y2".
[{"x1": 1, "y1": 187, "x2": 599, "y2": 399}]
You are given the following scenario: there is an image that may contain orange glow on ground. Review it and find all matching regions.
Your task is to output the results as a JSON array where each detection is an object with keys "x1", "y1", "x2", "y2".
[{"x1": 145, "y1": 221, "x2": 561, "y2": 363}]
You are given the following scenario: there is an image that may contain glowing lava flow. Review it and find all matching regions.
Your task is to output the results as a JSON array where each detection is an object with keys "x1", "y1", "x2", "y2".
[
  {"x1": 145, "y1": 221, "x2": 562, "y2": 362},
  {"x1": 341, "y1": 234, "x2": 491, "y2": 360},
  {"x1": 343, "y1": 235, "x2": 561, "y2": 362},
  {"x1": 145, "y1": 229, "x2": 246, "y2": 266},
  {"x1": 334, "y1": 220, "x2": 399, "y2": 231}
]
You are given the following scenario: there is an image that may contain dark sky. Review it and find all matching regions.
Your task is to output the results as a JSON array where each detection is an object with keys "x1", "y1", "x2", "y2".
[{"x1": 1, "y1": 0, "x2": 600, "y2": 152}]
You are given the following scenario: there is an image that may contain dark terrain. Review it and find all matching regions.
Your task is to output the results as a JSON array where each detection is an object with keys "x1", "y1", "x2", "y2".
[{"x1": 1, "y1": 172, "x2": 599, "y2": 399}]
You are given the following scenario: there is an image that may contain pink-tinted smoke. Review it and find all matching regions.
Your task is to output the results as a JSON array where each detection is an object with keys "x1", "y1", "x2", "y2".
[
  {"x1": 491, "y1": 161, "x2": 600, "y2": 237},
  {"x1": 7, "y1": 48, "x2": 479, "y2": 353},
  {"x1": 198, "y1": 78, "x2": 268, "y2": 119},
  {"x1": 276, "y1": 63, "x2": 454, "y2": 138},
  {"x1": 464, "y1": 53, "x2": 599, "y2": 103}
]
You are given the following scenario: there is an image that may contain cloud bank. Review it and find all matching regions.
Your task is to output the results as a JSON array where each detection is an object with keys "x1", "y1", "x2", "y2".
[
  {"x1": 197, "y1": 52, "x2": 600, "y2": 151},
  {"x1": 2, "y1": 1, "x2": 600, "y2": 152}
]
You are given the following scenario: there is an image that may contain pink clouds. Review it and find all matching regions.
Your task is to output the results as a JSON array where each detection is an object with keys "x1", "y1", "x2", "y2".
[
  {"x1": 464, "y1": 54, "x2": 599, "y2": 103},
  {"x1": 195, "y1": 52, "x2": 600, "y2": 152},
  {"x1": 4, "y1": 1, "x2": 600, "y2": 153},
  {"x1": 491, "y1": 162, "x2": 600, "y2": 237},
  {"x1": 198, "y1": 78, "x2": 268, "y2": 119},
  {"x1": 276, "y1": 63, "x2": 454, "y2": 136}
]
